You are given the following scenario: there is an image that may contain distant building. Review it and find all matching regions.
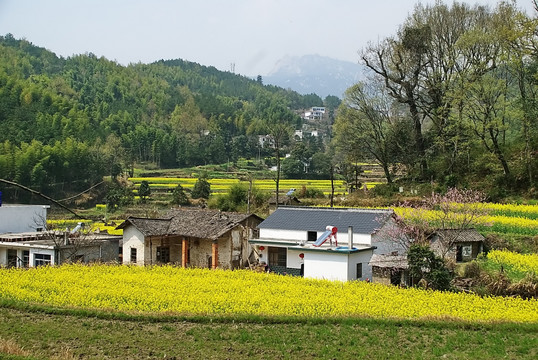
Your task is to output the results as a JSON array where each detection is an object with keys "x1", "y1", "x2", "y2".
[
  {"x1": 303, "y1": 107, "x2": 325, "y2": 120},
  {"x1": 258, "y1": 135, "x2": 275, "y2": 149}
]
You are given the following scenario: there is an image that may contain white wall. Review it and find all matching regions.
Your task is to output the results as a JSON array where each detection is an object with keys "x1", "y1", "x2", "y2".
[
  {"x1": 347, "y1": 250, "x2": 374, "y2": 281},
  {"x1": 30, "y1": 248, "x2": 55, "y2": 267},
  {"x1": 260, "y1": 228, "x2": 306, "y2": 241},
  {"x1": 260, "y1": 228, "x2": 371, "y2": 246},
  {"x1": 303, "y1": 252, "x2": 349, "y2": 282},
  {"x1": 0, "y1": 205, "x2": 48, "y2": 233},
  {"x1": 287, "y1": 248, "x2": 304, "y2": 269},
  {"x1": 122, "y1": 226, "x2": 145, "y2": 265},
  {"x1": 0, "y1": 244, "x2": 55, "y2": 267}
]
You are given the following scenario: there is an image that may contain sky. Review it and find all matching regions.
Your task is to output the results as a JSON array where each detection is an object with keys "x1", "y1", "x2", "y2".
[{"x1": 0, "y1": 0, "x2": 536, "y2": 76}]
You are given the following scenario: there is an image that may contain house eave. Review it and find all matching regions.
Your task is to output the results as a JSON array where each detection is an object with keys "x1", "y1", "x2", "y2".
[
  {"x1": 290, "y1": 245, "x2": 377, "y2": 254},
  {"x1": 248, "y1": 238, "x2": 301, "y2": 247}
]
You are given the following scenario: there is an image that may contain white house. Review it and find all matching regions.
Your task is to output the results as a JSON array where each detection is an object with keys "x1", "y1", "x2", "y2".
[
  {"x1": 0, "y1": 204, "x2": 50, "y2": 234},
  {"x1": 0, "y1": 232, "x2": 121, "y2": 268},
  {"x1": 249, "y1": 206, "x2": 400, "y2": 282},
  {"x1": 303, "y1": 107, "x2": 326, "y2": 120}
]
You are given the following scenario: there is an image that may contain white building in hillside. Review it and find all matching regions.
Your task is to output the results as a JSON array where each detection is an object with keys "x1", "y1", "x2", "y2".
[
  {"x1": 249, "y1": 207, "x2": 402, "y2": 282},
  {"x1": 303, "y1": 107, "x2": 325, "y2": 120},
  {"x1": 0, "y1": 204, "x2": 50, "y2": 234}
]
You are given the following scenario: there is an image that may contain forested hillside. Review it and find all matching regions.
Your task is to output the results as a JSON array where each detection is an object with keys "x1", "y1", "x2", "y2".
[
  {"x1": 0, "y1": 33, "x2": 326, "y2": 200},
  {"x1": 334, "y1": 2, "x2": 538, "y2": 199}
]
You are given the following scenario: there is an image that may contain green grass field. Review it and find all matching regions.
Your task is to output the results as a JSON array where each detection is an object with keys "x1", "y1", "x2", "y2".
[{"x1": 1, "y1": 306, "x2": 537, "y2": 359}]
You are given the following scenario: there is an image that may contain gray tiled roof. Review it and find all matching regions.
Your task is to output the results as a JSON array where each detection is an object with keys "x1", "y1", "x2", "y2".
[
  {"x1": 258, "y1": 206, "x2": 393, "y2": 234},
  {"x1": 431, "y1": 228, "x2": 485, "y2": 243}
]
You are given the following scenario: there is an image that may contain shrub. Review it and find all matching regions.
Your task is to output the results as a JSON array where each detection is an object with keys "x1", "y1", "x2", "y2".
[
  {"x1": 171, "y1": 184, "x2": 189, "y2": 206},
  {"x1": 138, "y1": 180, "x2": 151, "y2": 202},
  {"x1": 192, "y1": 176, "x2": 211, "y2": 199}
]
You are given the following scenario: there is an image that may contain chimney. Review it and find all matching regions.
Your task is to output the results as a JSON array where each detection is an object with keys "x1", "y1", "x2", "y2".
[{"x1": 348, "y1": 226, "x2": 353, "y2": 250}]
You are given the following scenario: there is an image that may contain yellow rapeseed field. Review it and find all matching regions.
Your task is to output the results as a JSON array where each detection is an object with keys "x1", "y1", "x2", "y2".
[
  {"x1": 487, "y1": 250, "x2": 538, "y2": 274},
  {"x1": 1, "y1": 264, "x2": 537, "y2": 323},
  {"x1": 394, "y1": 207, "x2": 538, "y2": 236}
]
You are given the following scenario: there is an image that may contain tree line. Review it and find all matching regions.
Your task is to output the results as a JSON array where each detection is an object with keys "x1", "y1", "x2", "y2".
[{"x1": 334, "y1": 1, "x2": 538, "y2": 199}]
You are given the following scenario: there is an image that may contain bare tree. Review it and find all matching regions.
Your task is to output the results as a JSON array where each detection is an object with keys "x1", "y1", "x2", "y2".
[
  {"x1": 33, "y1": 215, "x2": 113, "y2": 265},
  {"x1": 382, "y1": 188, "x2": 487, "y2": 257}
]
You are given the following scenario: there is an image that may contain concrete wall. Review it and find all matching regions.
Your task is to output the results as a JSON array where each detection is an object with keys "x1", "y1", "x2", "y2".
[
  {"x1": 372, "y1": 220, "x2": 407, "y2": 255},
  {"x1": 287, "y1": 248, "x2": 304, "y2": 269},
  {"x1": 303, "y1": 252, "x2": 349, "y2": 282},
  {"x1": 347, "y1": 250, "x2": 374, "y2": 281},
  {"x1": 0, "y1": 205, "x2": 48, "y2": 233},
  {"x1": 0, "y1": 245, "x2": 56, "y2": 267},
  {"x1": 59, "y1": 239, "x2": 120, "y2": 264}
]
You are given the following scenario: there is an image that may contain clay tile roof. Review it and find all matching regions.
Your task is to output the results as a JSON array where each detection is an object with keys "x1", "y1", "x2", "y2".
[
  {"x1": 432, "y1": 229, "x2": 485, "y2": 242},
  {"x1": 116, "y1": 217, "x2": 171, "y2": 237},
  {"x1": 117, "y1": 208, "x2": 260, "y2": 240},
  {"x1": 369, "y1": 254, "x2": 409, "y2": 269}
]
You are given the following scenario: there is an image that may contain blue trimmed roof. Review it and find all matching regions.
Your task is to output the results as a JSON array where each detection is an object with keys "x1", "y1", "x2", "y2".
[{"x1": 259, "y1": 207, "x2": 393, "y2": 235}]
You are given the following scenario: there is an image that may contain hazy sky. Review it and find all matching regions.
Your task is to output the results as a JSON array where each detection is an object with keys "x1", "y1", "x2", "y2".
[{"x1": 0, "y1": 0, "x2": 535, "y2": 76}]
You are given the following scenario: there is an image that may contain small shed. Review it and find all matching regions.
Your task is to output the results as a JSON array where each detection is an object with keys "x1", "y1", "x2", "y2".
[
  {"x1": 369, "y1": 254, "x2": 410, "y2": 286},
  {"x1": 430, "y1": 229, "x2": 485, "y2": 262}
]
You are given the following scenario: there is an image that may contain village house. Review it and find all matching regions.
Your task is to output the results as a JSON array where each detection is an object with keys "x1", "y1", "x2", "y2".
[
  {"x1": 369, "y1": 228, "x2": 486, "y2": 286},
  {"x1": 117, "y1": 208, "x2": 262, "y2": 269},
  {"x1": 249, "y1": 206, "x2": 402, "y2": 282},
  {"x1": 429, "y1": 228, "x2": 485, "y2": 262},
  {"x1": 0, "y1": 202, "x2": 121, "y2": 267},
  {"x1": 303, "y1": 106, "x2": 326, "y2": 120},
  {"x1": 0, "y1": 231, "x2": 121, "y2": 268}
]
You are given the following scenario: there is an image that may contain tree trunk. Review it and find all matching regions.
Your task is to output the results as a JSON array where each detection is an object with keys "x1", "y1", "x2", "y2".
[
  {"x1": 275, "y1": 146, "x2": 280, "y2": 208},
  {"x1": 382, "y1": 162, "x2": 393, "y2": 184},
  {"x1": 408, "y1": 98, "x2": 428, "y2": 178},
  {"x1": 488, "y1": 128, "x2": 510, "y2": 176}
]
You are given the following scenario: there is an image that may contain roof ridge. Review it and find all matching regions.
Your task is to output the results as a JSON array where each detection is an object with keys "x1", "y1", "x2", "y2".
[
  {"x1": 127, "y1": 217, "x2": 172, "y2": 221},
  {"x1": 278, "y1": 206, "x2": 393, "y2": 213}
]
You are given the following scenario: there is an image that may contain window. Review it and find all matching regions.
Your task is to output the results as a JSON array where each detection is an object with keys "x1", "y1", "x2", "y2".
[
  {"x1": 307, "y1": 231, "x2": 317, "y2": 242},
  {"x1": 130, "y1": 248, "x2": 137, "y2": 263},
  {"x1": 22, "y1": 250, "x2": 29, "y2": 268},
  {"x1": 34, "y1": 253, "x2": 52, "y2": 267},
  {"x1": 156, "y1": 246, "x2": 170, "y2": 263},
  {"x1": 268, "y1": 247, "x2": 286, "y2": 267},
  {"x1": 356, "y1": 263, "x2": 363, "y2": 279}
]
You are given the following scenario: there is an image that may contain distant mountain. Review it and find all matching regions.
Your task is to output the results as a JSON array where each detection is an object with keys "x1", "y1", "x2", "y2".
[{"x1": 263, "y1": 54, "x2": 366, "y2": 99}]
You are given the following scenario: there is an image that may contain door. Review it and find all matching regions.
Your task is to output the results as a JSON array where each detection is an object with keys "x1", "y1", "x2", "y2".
[{"x1": 7, "y1": 249, "x2": 17, "y2": 268}]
